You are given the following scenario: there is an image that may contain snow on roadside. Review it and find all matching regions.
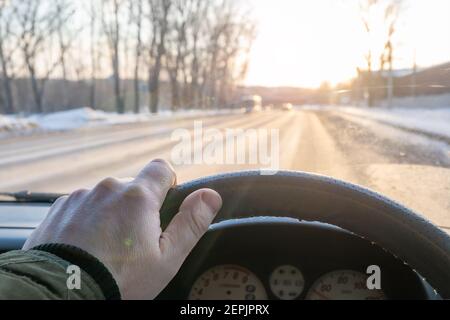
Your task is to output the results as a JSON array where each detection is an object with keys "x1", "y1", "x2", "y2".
[
  {"x1": 339, "y1": 106, "x2": 450, "y2": 140},
  {"x1": 1, "y1": 107, "x2": 245, "y2": 136},
  {"x1": 0, "y1": 115, "x2": 39, "y2": 134},
  {"x1": 28, "y1": 107, "x2": 153, "y2": 131}
]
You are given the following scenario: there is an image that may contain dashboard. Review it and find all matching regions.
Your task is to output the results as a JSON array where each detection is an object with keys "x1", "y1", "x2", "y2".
[
  {"x1": 0, "y1": 202, "x2": 440, "y2": 300},
  {"x1": 158, "y1": 218, "x2": 438, "y2": 300}
]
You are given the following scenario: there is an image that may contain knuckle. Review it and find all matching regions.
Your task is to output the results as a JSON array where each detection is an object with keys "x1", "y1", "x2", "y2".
[
  {"x1": 69, "y1": 188, "x2": 89, "y2": 199},
  {"x1": 47, "y1": 196, "x2": 69, "y2": 217},
  {"x1": 123, "y1": 183, "x2": 149, "y2": 198},
  {"x1": 54, "y1": 195, "x2": 69, "y2": 205},
  {"x1": 152, "y1": 158, "x2": 172, "y2": 170},
  {"x1": 147, "y1": 160, "x2": 176, "y2": 182},
  {"x1": 95, "y1": 177, "x2": 121, "y2": 192}
]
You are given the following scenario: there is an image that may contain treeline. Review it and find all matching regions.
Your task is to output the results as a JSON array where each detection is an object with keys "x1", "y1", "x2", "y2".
[
  {"x1": 0, "y1": 0, "x2": 256, "y2": 114},
  {"x1": 357, "y1": 0, "x2": 404, "y2": 107}
]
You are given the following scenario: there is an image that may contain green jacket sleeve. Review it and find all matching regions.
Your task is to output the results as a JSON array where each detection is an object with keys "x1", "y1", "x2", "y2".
[{"x1": 0, "y1": 246, "x2": 121, "y2": 300}]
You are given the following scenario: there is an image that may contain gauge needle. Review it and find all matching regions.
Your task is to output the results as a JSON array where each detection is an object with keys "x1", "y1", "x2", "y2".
[{"x1": 313, "y1": 290, "x2": 330, "y2": 300}]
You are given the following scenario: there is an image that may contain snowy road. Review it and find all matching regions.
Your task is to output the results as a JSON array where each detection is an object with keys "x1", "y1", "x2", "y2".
[{"x1": 1, "y1": 108, "x2": 449, "y2": 231}]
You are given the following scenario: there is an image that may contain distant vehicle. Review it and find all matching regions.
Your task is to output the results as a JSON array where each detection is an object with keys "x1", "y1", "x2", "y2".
[
  {"x1": 241, "y1": 95, "x2": 263, "y2": 113},
  {"x1": 281, "y1": 103, "x2": 293, "y2": 111}
]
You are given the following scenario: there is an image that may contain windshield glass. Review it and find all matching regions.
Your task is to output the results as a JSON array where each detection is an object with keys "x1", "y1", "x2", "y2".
[{"x1": 0, "y1": 0, "x2": 449, "y2": 233}]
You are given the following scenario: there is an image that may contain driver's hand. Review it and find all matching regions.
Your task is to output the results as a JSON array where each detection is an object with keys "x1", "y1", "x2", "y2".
[{"x1": 23, "y1": 159, "x2": 222, "y2": 300}]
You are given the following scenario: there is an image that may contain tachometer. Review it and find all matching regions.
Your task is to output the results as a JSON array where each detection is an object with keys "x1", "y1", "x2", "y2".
[
  {"x1": 188, "y1": 265, "x2": 267, "y2": 300},
  {"x1": 306, "y1": 270, "x2": 386, "y2": 300}
]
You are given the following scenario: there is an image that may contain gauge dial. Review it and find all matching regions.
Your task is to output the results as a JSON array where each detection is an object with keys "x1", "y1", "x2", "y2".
[
  {"x1": 270, "y1": 265, "x2": 305, "y2": 300},
  {"x1": 306, "y1": 270, "x2": 386, "y2": 300},
  {"x1": 188, "y1": 265, "x2": 268, "y2": 300}
]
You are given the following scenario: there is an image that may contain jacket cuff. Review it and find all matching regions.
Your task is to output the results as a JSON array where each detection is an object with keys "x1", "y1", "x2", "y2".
[{"x1": 32, "y1": 244, "x2": 121, "y2": 300}]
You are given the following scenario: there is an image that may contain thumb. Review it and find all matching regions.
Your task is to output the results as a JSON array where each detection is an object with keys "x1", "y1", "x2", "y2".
[{"x1": 160, "y1": 189, "x2": 222, "y2": 265}]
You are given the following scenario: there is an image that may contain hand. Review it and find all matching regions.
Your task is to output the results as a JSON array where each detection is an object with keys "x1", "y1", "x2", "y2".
[{"x1": 23, "y1": 159, "x2": 222, "y2": 300}]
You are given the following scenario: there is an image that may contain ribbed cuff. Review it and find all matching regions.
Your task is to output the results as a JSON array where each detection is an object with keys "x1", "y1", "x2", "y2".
[{"x1": 32, "y1": 243, "x2": 121, "y2": 300}]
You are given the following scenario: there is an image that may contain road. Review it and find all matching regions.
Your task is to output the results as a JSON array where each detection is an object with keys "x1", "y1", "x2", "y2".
[{"x1": 1, "y1": 108, "x2": 449, "y2": 231}]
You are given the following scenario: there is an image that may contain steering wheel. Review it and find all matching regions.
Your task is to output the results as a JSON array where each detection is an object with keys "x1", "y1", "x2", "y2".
[{"x1": 160, "y1": 170, "x2": 450, "y2": 299}]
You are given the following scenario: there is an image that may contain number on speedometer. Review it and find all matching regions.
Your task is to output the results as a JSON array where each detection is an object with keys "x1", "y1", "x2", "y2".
[
  {"x1": 306, "y1": 270, "x2": 386, "y2": 300},
  {"x1": 188, "y1": 265, "x2": 268, "y2": 300}
]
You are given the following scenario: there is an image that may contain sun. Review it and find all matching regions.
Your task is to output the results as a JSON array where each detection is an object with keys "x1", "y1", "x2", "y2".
[{"x1": 245, "y1": 0, "x2": 450, "y2": 88}]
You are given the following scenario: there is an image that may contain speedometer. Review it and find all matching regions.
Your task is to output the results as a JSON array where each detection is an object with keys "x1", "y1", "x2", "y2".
[
  {"x1": 188, "y1": 265, "x2": 268, "y2": 300},
  {"x1": 306, "y1": 270, "x2": 386, "y2": 300}
]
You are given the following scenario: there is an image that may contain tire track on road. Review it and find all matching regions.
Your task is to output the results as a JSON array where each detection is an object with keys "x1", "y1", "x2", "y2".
[
  {"x1": 0, "y1": 114, "x2": 244, "y2": 167},
  {"x1": 174, "y1": 111, "x2": 296, "y2": 181},
  {"x1": 288, "y1": 111, "x2": 360, "y2": 184},
  {"x1": 1, "y1": 112, "x2": 277, "y2": 192}
]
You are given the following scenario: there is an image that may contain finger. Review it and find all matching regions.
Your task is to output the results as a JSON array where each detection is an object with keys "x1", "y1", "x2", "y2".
[
  {"x1": 54, "y1": 195, "x2": 69, "y2": 206},
  {"x1": 116, "y1": 177, "x2": 134, "y2": 184},
  {"x1": 160, "y1": 189, "x2": 222, "y2": 263},
  {"x1": 133, "y1": 159, "x2": 177, "y2": 208}
]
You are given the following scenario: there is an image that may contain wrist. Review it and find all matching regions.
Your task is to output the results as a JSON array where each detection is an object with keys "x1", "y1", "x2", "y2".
[{"x1": 32, "y1": 243, "x2": 121, "y2": 300}]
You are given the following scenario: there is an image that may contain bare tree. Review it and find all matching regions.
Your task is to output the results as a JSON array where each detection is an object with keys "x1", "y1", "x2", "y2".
[
  {"x1": 85, "y1": 0, "x2": 100, "y2": 109},
  {"x1": 185, "y1": 0, "x2": 208, "y2": 109},
  {"x1": 166, "y1": 0, "x2": 197, "y2": 111},
  {"x1": 14, "y1": 0, "x2": 72, "y2": 113},
  {"x1": 1, "y1": 0, "x2": 255, "y2": 114},
  {"x1": 359, "y1": 0, "x2": 379, "y2": 107},
  {"x1": 147, "y1": 0, "x2": 172, "y2": 114},
  {"x1": 217, "y1": 11, "x2": 256, "y2": 107},
  {"x1": 54, "y1": 0, "x2": 77, "y2": 108},
  {"x1": 203, "y1": 3, "x2": 225, "y2": 108},
  {"x1": 101, "y1": 0, "x2": 126, "y2": 113},
  {"x1": 0, "y1": 0, "x2": 17, "y2": 114},
  {"x1": 130, "y1": 0, "x2": 144, "y2": 113},
  {"x1": 197, "y1": 0, "x2": 255, "y2": 109},
  {"x1": 379, "y1": 0, "x2": 403, "y2": 106}
]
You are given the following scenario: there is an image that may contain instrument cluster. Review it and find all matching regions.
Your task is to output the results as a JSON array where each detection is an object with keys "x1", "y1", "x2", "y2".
[
  {"x1": 157, "y1": 219, "x2": 432, "y2": 300},
  {"x1": 189, "y1": 264, "x2": 385, "y2": 300}
]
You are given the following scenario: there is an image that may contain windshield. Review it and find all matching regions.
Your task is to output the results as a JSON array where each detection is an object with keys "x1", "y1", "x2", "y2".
[{"x1": 0, "y1": 0, "x2": 449, "y2": 233}]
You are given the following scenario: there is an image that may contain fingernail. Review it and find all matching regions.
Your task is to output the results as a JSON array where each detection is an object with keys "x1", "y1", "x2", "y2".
[{"x1": 201, "y1": 190, "x2": 223, "y2": 215}]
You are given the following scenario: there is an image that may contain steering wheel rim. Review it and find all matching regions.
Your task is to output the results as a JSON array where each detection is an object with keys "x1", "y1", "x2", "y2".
[{"x1": 160, "y1": 170, "x2": 450, "y2": 298}]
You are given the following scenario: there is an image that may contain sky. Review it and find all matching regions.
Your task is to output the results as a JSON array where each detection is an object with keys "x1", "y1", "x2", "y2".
[{"x1": 245, "y1": 0, "x2": 450, "y2": 88}]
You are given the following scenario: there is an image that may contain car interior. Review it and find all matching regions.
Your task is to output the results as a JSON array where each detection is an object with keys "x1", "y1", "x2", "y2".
[
  {"x1": 2, "y1": 170, "x2": 449, "y2": 300},
  {"x1": 1, "y1": 0, "x2": 450, "y2": 305}
]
